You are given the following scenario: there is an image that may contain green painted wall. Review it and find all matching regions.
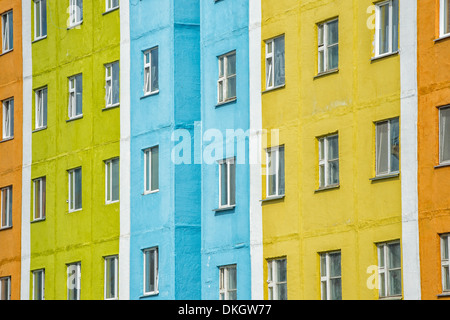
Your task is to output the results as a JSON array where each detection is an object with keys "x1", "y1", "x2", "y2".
[{"x1": 30, "y1": 0, "x2": 120, "y2": 300}]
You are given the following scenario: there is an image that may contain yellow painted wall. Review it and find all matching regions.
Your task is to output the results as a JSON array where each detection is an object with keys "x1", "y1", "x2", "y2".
[{"x1": 261, "y1": 0, "x2": 402, "y2": 300}]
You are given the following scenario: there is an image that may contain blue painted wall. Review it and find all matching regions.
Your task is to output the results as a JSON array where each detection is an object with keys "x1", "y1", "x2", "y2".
[
  {"x1": 200, "y1": 0, "x2": 252, "y2": 300},
  {"x1": 129, "y1": 0, "x2": 201, "y2": 300}
]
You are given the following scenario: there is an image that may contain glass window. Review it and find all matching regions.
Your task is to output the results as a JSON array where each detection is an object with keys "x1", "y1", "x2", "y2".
[
  {"x1": 376, "y1": 118, "x2": 400, "y2": 176},
  {"x1": 266, "y1": 146, "x2": 285, "y2": 197},
  {"x1": 35, "y1": 87, "x2": 47, "y2": 129},
  {"x1": 105, "y1": 62, "x2": 120, "y2": 107},
  {"x1": 68, "y1": 75, "x2": 82, "y2": 119},
  {"x1": 32, "y1": 269, "x2": 45, "y2": 300},
  {"x1": 2, "y1": 98, "x2": 14, "y2": 139},
  {"x1": 265, "y1": 36, "x2": 285, "y2": 89},
  {"x1": 318, "y1": 135, "x2": 339, "y2": 188},
  {"x1": 144, "y1": 146, "x2": 159, "y2": 193},
  {"x1": 34, "y1": 0, "x2": 47, "y2": 39},
  {"x1": 219, "y1": 265, "x2": 237, "y2": 300},
  {"x1": 67, "y1": 263, "x2": 81, "y2": 300},
  {"x1": 219, "y1": 158, "x2": 236, "y2": 208},
  {"x1": 106, "y1": 0, "x2": 119, "y2": 11},
  {"x1": 441, "y1": 234, "x2": 450, "y2": 292},
  {"x1": 143, "y1": 247, "x2": 158, "y2": 295},
  {"x1": 105, "y1": 158, "x2": 119, "y2": 203},
  {"x1": 267, "y1": 259, "x2": 287, "y2": 300},
  {"x1": 1, "y1": 11, "x2": 13, "y2": 53},
  {"x1": 217, "y1": 52, "x2": 236, "y2": 103},
  {"x1": 68, "y1": 168, "x2": 82, "y2": 212},
  {"x1": 440, "y1": 107, "x2": 450, "y2": 164},
  {"x1": 375, "y1": 0, "x2": 399, "y2": 56},
  {"x1": 0, "y1": 277, "x2": 11, "y2": 300},
  {"x1": 1, "y1": 186, "x2": 12, "y2": 228},
  {"x1": 104, "y1": 256, "x2": 118, "y2": 300},
  {"x1": 33, "y1": 177, "x2": 46, "y2": 221},
  {"x1": 320, "y1": 251, "x2": 342, "y2": 300},
  {"x1": 69, "y1": 0, "x2": 83, "y2": 26},
  {"x1": 440, "y1": 0, "x2": 450, "y2": 36},
  {"x1": 144, "y1": 47, "x2": 159, "y2": 95},
  {"x1": 378, "y1": 241, "x2": 402, "y2": 298},
  {"x1": 318, "y1": 19, "x2": 338, "y2": 73}
]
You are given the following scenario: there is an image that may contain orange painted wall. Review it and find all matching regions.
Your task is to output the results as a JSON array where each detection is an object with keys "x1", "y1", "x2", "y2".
[
  {"x1": 417, "y1": 0, "x2": 450, "y2": 300},
  {"x1": 0, "y1": 0, "x2": 22, "y2": 300}
]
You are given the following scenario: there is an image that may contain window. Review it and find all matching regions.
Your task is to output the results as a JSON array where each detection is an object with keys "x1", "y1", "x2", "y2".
[
  {"x1": 32, "y1": 269, "x2": 45, "y2": 300},
  {"x1": 68, "y1": 168, "x2": 82, "y2": 212},
  {"x1": 266, "y1": 146, "x2": 285, "y2": 197},
  {"x1": 375, "y1": 118, "x2": 399, "y2": 176},
  {"x1": 0, "y1": 277, "x2": 11, "y2": 300},
  {"x1": 144, "y1": 146, "x2": 159, "y2": 194},
  {"x1": 35, "y1": 87, "x2": 47, "y2": 129},
  {"x1": 67, "y1": 262, "x2": 81, "y2": 300},
  {"x1": 105, "y1": 158, "x2": 119, "y2": 204},
  {"x1": 378, "y1": 241, "x2": 402, "y2": 298},
  {"x1": 143, "y1": 47, "x2": 159, "y2": 95},
  {"x1": 69, "y1": 0, "x2": 83, "y2": 27},
  {"x1": 105, "y1": 62, "x2": 120, "y2": 108},
  {"x1": 218, "y1": 51, "x2": 236, "y2": 103},
  {"x1": 104, "y1": 256, "x2": 118, "y2": 300},
  {"x1": 375, "y1": 0, "x2": 398, "y2": 57},
  {"x1": 441, "y1": 234, "x2": 450, "y2": 292},
  {"x1": 440, "y1": 106, "x2": 450, "y2": 164},
  {"x1": 106, "y1": 0, "x2": 119, "y2": 12},
  {"x1": 143, "y1": 247, "x2": 158, "y2": 295},
  {"x1": 440, "y1": 0, "x2": 450, "y2": 37},
  {"x1": 265, "y1": 36, "x2": 285, "y2": 89},
  {"x1": 1, "y1": 10, "x2": 13, "y2": 53},
  {"x1": 2, "y1": 98, "x2": 14, "y2": 139},
  {"x1": 318, "y1": 19, "x2": 339, "y2": 74},
  {"x1": 1, "y1": 186, "x2": 12, "y2": 229},
  {"x1": 33, "y1": 177, "x2": 46, "y2": 221},
  {"x1": 68, "y1": 74, "x2": 82, "y2": 119},
  {"x1": 218, "y1": 158, "x2": 236, "y2": 208},
  {"x1": 34, "y1": 0, "x2": 47, "y2": 40},
  {"x1": 267, "y1": 258, "x2": 287, "y2": 300},
  {"x1": 318, "y1": 135, "x2": 339, "y2": 188},
  {"x1": 320, "y1": 251, "x2": 342, "y2": 300},
  {"x1": 219, "y1": 265, "x2": 237, "y2": 300}
]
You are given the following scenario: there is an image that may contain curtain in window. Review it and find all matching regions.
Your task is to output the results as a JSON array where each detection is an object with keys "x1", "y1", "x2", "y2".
[{"x1": 274, "y1": 37, "x2": 285, "y2": 87}]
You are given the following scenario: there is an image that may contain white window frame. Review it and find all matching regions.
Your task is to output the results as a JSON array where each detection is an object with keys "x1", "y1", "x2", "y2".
[
  {"x1": 439, "y1": 106, "x2": 450, "y2": 164},
  {"x1": 320, "y1": 251, "x2": 342, "y2": 300},
  {"x1": 104, "y1": 255, "x2": 118, "y2": 300},
  {"x1": 35, "y1": 87, "x2": 47, "y2": 130},
  {"x1": 143, "y1": 247, "x2": 159, "y2": 296},
  {"x1": 218, "y1": 157, "x2": 236, "y2": 209},
  {"x1": 318, "y1": 134, "x2": 339, "y2": 188},
  {"x1": 105, "y1": 0, "x2": 119, "y2": 12},
  {"x1": 318, "y1": 19, "x2": 339, "y2": 74},
  {"x1": 1, "y1": 10, "x2": 13, "y2": 53},
  {"x1": 34, "y1": 0, "x2": 47, "y2": 40},
  {"x1": 266, "y1": 146, "x2": 285, "y2": 198},
  {"x1": 105, "y1": 62, "x2": 119, "y2": 108},
  {"x1": 105, "y1": 158, "x2": 119, "y2": 204},
  {"x1": 2, "y1": 98, "x2": 13, "y2": 140},
  {"x1": 67, "y1": 262, "x2": 81, "y2": 300},
  {"x1": 440, "y1": 0, "x2": 450, "y2": 37},
  {"x1": 265, "y1": 36, "x2": 285, "y2": 90},
  {"x1": 219, "y1": 264, "x2": 237, "y2": 300},
  {"x1": 217, "y1": 51, "x2": 236, "y2": 104},
  {"x1": 68, "y1": 75, "x2": 82, "y2": 119},
  {"x1": 0, "y1": 276, "x2": 11, "y2": 300},
  {"x1": 69, "y1": 0, "x2": 83, "y2": 27},
  {"x1": 374, "y1": 0, "x2": 397, "y2": 57},
  {"x1": 375, "y1": 118, "x2": 400, "y2": 176},
  {"x1": 32, "y1": 269, "x2": 45, "y2": 300},
  {"x1": 441, "y1": 234, "x2": 450, "y2": 292},
  {"x1": 33, "y1": 177, "x2": 46, "y2": 221},
  {"x1": 267, "y1": 258, "x2": 287, "y2": 300},
  {"x1": 68, "y1": 168, "x2": 82, "y2": 212},
  {"x1": 1, "y1": 186, "x2": 12, "y2": 229},
  {"x1": 377, "y1": 241, "x2": 402, "y2": 298},
  {"x1": 144, "y1": 146, "x2": 159, "y2": 194},
  {"x1": 143, "y1": 47, "x2": 159, "y2": 96}
]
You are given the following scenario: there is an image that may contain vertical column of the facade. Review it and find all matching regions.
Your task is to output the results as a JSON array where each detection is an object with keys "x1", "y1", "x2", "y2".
[
  {"x1": 200, "y1": 0, "x2": 252, "y2": 300},
  {"x1": 400, "y1": 0, "x2": 421, "y2": 300},
  {"x1": 28, "y1": 0, "x2": 121, "y2": 300},
  {"x1": 0, "y1": 0, "x2": 23, "y2": 301},
  {"x1": 249, "y1": 0, "x2": 263, "y2": 300}
]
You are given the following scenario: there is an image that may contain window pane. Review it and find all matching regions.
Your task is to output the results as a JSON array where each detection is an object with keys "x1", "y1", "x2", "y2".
[
  {"x1": 34, "y1": 271, "x2": 43, "y2": 300},
  {"x1": 390, "y1": 119, "x2": 400, "y2": 172},
  {"x1": 145, "y1": 151, "x2": 150, "y2": 191},
  {"x1": 36, "y1": 1, "x2": 41, "y2": 37},
  {"x1": 377, "y1": 122, "x2": 389, "y2": 174},
  {"x1": 440, "y1": 108, "x2": 450, "y2": 162},
  {"x1": 74, "y1": 169, "x2": 82, "y2": 210},
  {"x1": 34, "y1": 180, "x2": 41, "y2": 220},
  {"x1": 392, "y1": 0, "x2": 399, "y2": 51},
  {"x1": 0, "y1": 278, "x2": 9, "y2": 300},
  {"x1": 227, "y1": 53, "x2": 236, "y2": 75},
  {"x1": 111, "y1": 159, "x2": 119, "y2": 201},
  {"x1": 228, "y1": 267, "x2": 237, "y2": 290},
  {"x1": 318, "y1": 50, "x2": 324, "y2": 73},
  {"x1": 77, "y1": 0, "x2": 83, "y2": 21},
  {"x1": 318, "y1": 25, "x2": 324, "y2": 46},
  {"x1": 8, "y1": 12, "x2": 13, "y2": 50},
  {"x1": 445, "y1": 0, "x2": 450, "y2": 34},
  {"x1": 277, "y1": 259, "x2": 287, "y2": 282},
  {"x1": 327, "y1": 20, "x2": 339, "y2": 45},
  {"x1": 321, "y1": 281, "x2": 327, "y2": 300},
  {"x1": 319, "y1": 165, "x2": 325, "y2": 187},
  {"x1": 220, "y1": 163, "x2": 228, "y2": 206},
  {"x1": 267, "y1": 150, "x2": 276, "y2": 196},
  {"x1": 329, "y1": 160, "x2": 339, "y2": 185},
  {"x1": 277, "y1": 283, "x2": 287, "y2": 300},
  {"x1": 443, "y1": 266, "x2": 450, "y2": 291},
  {"x1": 151, "y1": 49, "x2": 159, "y2": 92},
  {"x1": 229, "y1": 162, "x2": 236, "y2": 206},
  {"x1": 379, "y1": 4, "x2": 390, "y2": 54},
  {"x1": 320, "y1": 254, "x2": 327, "y2": 277},
  {"x1": 227, "y1": 76, "x2": 236, "y2": 99},
  {"x1": 278, "y1": 147, "x2": 285, "y2": 195},
  {"x1": 151, "y1": 147, "x2": 159, "y2": 191},
  {"x1": 329, "y1": 253, "x2": 341, "y2": 277},
  {"x1": 330, "y1": 278, "x2": 342, "y2": 300},
  {"x1": 328, "y1": 136, "x2": 338, "y2": 160},
  {"x1": 145, "y1": 251, "x2": 156, "y2": 293},
  {"x1": 443, "y1": 236, "x2": 449, "y2": 260},
  {"x1": 266, "y1": 57, "x2": 273, "y2": 88},
  {"x1": 388, "y1": 269, "x2": 402, "y2": 296},
  {"x1": 106, "y1": 258, "x2": 116, "y2": 299},
  {"x1": 75, "y1": 75, "x2": 82, "y2": 115},
  {"x1": 228, "y1": 290, "x2": 237, "y2": 300},
  {"x1": 267, "y1": 262, "x2": 273, "y2": 282},
  {"x1": 43, "y1": 88, "x2": 47, "y2": 127},
  {"x1": 379, "y1": 272, "x2": 386, "y2": 297},
  {"x1": 327, "y1": 45, "x2": 339, "y2": 70},
  {"x1": 274, "y1": 36, "x2": 285, "y2": 87},
  {"x1": 112, "y1": 62, "x2": 120, "y2": 105},
  {"x1": 388, "y1": 243, "x2": 401, "y2": 269}
]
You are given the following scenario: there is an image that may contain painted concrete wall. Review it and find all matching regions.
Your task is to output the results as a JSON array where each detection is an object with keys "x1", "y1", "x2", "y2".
[
  {"x1": 200, "y1": 0, "x2": 252, "y2": 300},
  {"x1": 261, "y1": 0, "x2": 403, "y2": 300},
  {"x1": 29, "y1": 0, "x2": 120, "y2": 299},
  {"x1": 0, "y1": 0, "x2": 22, "y2": 301},
  {"x1": 417, "y1": 0, "x2": 450, "y2": 300},
  {"x1": 128, "y1": 0, "x2": 201, "y2": 300}
]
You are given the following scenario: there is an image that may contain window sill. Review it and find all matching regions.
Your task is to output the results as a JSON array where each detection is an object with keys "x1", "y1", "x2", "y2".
[
  {"x1": 378, "y1": 295, "x2": 402, "y2": 300},
  {"x1": 437, "y1": 292, "x2": 450, "y2": 298},
  {"x1": 260, "y1": 195, "x2": 285, "y2": 202},
  {"x1": 32, "y1": 35, "x2": 47, "y2": 44},
  {"x1": 105, "y1": 200, "x2": 119, "y2": 205},
  {"x1": 103, "y1": 7, "x2": 119, "y2": 15},
  {"x1": 141, "y1": 91, "x2": 160, "y2": 99},
  {"x1": 140, "y1": 292, "x2": 159, "y2": 298},
  {"x1": 371, "y1": 51, "x2": 399, "y2": 62},
  {"x1": 68, "y1": 209, "x2": 82, "y2": 214},
  {"x1": 143, "y1": 189, "x2": 159, "y2": 195},
  {"x1": 0, "y1": 137, "x2": 14, "y2": 144},
  {"x1": 262, "y1": 84, "x2": 285, "y2": 94},
  {"x1": 213, "y1": 205, "x2": 236, "y2": 212},
  {"x1": 67, "y1": 21, "x2": 83, "y2": 30},
  {"x1": 435, "y1": 162, "x2": 450, "y2": 169},
  {"x1": 216, "y1": 98, "x2": 237, "y2": 108},
  {"x1": 0, "y1": 49, "x2": 13, "y2": 56},
  {"x1": 66, "y1": 115, "x2": 83, "y2": 123},
  {"x1": 370, "y1": 173, "x2": 400, "y2": 181},
  {"x1": 314, "y1": 68, "x2": 339, "y2": 79},
  {"x1": 32, "y1": 126, "x2": 47, "y2": 133},
  {"x1": 315, "y1": 184, "x2": 340, "y2": 193},
  {"x1": 434, "y1": 34, "x2": 450, "y2": 43},
  {"x1": 102, "y1": 104, "x2": 120, "y2": 111},
  {"x1": 0, "y1": 226, "x2": 12, "y2": 231},
  {"x1": 31, "y1": 218, "x2": 46, "y2": 224}
]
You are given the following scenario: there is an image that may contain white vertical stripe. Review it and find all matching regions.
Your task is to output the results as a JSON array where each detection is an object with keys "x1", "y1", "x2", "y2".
[
  {"x1": 21, "y1": 0, "x2": 32, "y2": 300},
  {"x1": 400, "y1": 0, "x2": 421, "y2": 300},
  {"x1": 249, "y1": 0, "x2": 263, "y2": 300}
]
